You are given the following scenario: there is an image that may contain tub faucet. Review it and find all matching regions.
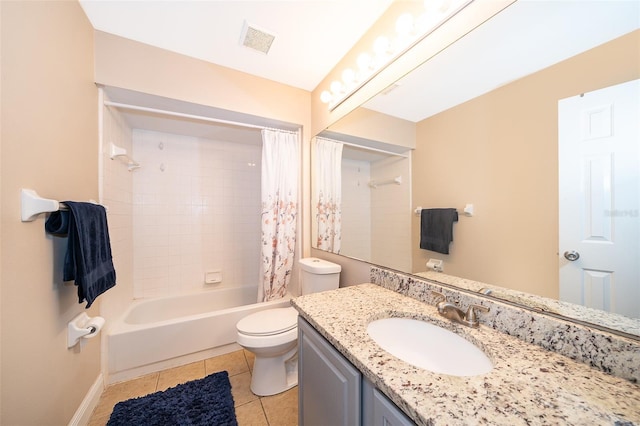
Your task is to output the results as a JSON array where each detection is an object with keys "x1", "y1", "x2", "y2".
[{"x1": 430, "y1": 291, "x2": 489, "y2": 328}]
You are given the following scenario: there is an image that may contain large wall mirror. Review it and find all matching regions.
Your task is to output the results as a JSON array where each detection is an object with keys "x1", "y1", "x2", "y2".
[{"x1": 312, "y1": 0, "x2": 640, "y2": 338}]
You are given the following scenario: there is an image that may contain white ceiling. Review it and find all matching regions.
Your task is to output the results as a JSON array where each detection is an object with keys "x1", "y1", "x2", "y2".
[{"x1": 79, "y1": 0, "x2": 395, "y2": 92}]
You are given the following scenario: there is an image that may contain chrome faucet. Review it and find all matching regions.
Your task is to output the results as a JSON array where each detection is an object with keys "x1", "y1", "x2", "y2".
[{"x1": 430, "y1": 291, "x2": 489, "y2": 328}]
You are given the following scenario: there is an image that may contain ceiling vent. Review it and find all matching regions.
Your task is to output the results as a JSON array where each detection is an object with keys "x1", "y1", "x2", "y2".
[{"x1": 240, "y1": 21, "x2": 275, "y2": 55}]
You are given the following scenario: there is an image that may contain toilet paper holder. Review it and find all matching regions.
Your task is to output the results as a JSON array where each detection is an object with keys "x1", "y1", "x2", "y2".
[
  {"x1": 68, "y1": 312, "x2": 105, "y2": 348},
  {"x1": 426, "y1": 259, "x2": 444, "y2": 272}
]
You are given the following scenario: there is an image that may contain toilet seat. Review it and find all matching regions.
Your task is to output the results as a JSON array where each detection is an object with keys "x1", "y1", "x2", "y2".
[{"x1": 236, "y1": 307, "x2": 298, "y2": 336}]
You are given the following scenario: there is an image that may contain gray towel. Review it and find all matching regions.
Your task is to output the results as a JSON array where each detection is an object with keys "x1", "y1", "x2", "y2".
[{"x1": 419, "y1": 208, "x2": 458, "y2": 255}]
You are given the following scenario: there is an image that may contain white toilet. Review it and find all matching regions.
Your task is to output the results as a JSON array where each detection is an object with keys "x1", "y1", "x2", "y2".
[{"x1": 236, "y1": 257, "x2": 341, "y2": 396}]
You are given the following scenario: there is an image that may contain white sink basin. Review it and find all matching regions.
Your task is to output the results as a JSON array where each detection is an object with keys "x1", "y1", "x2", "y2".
[{"x1": 367, "y1": 317, "x2": 493, "y2": 377}]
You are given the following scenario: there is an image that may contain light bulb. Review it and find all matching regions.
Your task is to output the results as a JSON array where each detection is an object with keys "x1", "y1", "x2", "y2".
[
  {"x1": 320, "y1": 90, "x2": 332, "y2": 104},
  {"x1": 342, "y1": 68, "x2": 356, "y2": 85}
]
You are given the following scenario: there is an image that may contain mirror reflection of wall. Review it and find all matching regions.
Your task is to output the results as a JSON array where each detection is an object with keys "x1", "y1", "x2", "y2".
[
  {"x1": 411, "y1": 30, "x2": 639, "y2": 302},
  {"x1": 313, "y1": 1, "x2": 640, "y2": 333},
  {"x1": 369, "y1": 154, "x2": 411, "y2": 272},
  {"x1": 341, "y1": 154, "x2": 371, "y2": 261},
  {"x1": 312, "y1": 136, "x2": 412, "y2": 272}
]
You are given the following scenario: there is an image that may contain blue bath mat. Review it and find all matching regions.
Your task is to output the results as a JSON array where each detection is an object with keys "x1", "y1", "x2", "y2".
[{"x1": 107, "y1": 371, "x2": 237, "y2": 426}]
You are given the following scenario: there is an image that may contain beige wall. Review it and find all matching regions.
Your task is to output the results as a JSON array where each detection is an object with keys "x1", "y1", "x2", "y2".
[
  {"x1": 412, "y1": 30, "x2": 640, "y2": 298},
  {"x1": 94, "y1": 31, "x2": 310, "y2": 130},
  {"x1": 1, "y1": 1, "x2": 100, "y2": 424}
]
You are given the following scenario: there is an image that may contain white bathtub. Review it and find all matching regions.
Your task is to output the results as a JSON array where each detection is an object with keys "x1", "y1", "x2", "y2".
[{"x1": 107, "y1": 285, "x2": 292, "y2": 381}]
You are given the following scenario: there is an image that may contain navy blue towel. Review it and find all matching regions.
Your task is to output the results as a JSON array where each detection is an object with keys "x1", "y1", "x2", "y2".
[
  {"x1": 419, "y1": 208, "x2": 458, "y2": 255},
  {"x1": 45, "y1": 202, "x2": 116, "y2": 308}
]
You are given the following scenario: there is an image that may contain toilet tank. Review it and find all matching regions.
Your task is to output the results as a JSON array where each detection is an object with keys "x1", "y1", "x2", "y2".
[{"x1": 299, "y1": 258, "x2": 341, "y2": 295}]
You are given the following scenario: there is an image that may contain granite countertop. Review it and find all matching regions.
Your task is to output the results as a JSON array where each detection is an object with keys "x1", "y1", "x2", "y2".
[{"x1": 291, "y1": 283, "x2": 640, "y2": 426}]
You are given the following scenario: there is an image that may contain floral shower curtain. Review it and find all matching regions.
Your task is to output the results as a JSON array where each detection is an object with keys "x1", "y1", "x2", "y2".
[
  {"x1": 259, "y1": 129, "x2": 300, "y2": 302},
  {"x1": 314, "y1": 137, "x2": 343, "y2": 253}
]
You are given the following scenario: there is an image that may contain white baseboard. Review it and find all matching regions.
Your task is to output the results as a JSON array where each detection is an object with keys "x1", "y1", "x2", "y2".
[{"x1": 68, "y1": 373, "x2": 104, "y2": 426}]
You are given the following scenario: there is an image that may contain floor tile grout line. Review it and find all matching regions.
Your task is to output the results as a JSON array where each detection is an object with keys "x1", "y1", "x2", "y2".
[{"x1": 259, "y1": 398, "x2": 271, "y2": 426}]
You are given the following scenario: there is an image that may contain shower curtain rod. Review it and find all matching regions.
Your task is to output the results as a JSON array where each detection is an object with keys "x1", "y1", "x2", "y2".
[
  {"x1": 317, "y1": 136, "x2": 410, "y2": 158},
  {"x1": 341, "y1": 141, "x2": 409, "y2": 158},
  {"x1": 103, "y1": 101, "x2": 300, "y2": 134}
]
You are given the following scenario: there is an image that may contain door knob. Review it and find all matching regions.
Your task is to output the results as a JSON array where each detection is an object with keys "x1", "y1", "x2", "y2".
[{"x1": 564, "y1": 250, "x2": 580, "y2": 261}]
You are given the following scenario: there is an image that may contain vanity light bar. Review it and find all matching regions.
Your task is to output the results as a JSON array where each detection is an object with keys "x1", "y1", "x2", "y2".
[{"x1": 320, "y1": 0, "x2": 473, "y2": 110}]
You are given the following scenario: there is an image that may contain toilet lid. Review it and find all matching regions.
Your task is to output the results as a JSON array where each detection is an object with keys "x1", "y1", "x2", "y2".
[{"x1": 237, "y1": 307, "x2": 298, "y2": 336}]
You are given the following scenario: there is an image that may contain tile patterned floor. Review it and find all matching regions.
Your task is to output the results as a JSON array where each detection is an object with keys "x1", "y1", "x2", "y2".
[{"x1": 88, "y1": 349, "x2": 298, "y2": 426}]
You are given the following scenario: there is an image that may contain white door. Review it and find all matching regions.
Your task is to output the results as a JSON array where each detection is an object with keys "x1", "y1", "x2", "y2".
[{"x1": 558, "y1": 79, "x2": 640, "y2": 319}]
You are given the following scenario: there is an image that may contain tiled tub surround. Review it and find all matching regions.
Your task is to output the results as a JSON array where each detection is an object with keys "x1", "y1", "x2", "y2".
[
  {"x1": 132, "y1": 129, "x2": 262, "y2": 298},
  {"x1": 371, "y1": 268, "x2": 640, "y2": 384},
  {"x1": 291, "y1": 284, "x2": 640, "y2": 425}
]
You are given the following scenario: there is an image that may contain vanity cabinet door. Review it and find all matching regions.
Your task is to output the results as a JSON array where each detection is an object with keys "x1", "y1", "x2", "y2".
[
  {"x1": 363, "y1": 378, "x2": 415, "y2": 426},
  {"x1": 298, "y1": 317, "x2": 361, "y2": 426}
]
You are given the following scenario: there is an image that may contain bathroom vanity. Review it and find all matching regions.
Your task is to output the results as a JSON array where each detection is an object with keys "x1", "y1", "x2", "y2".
[
  {"x1": 293, "y1": 284, "x2": 640, "y2": 425},
  {"x1": 298, "y1": 316, "x2": 414, "y2": 425}
]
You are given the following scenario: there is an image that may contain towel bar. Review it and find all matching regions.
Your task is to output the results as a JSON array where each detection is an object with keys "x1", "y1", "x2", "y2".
[
  {"x1": 415, "y1": 204, "x2": 474, "y2": 217},
  {"x1": 21, "y1": 188, "x2": 107, "y2": 222},
  {"x1": 369, "y1": 176, "x2": 402, "y2": 188},
  {"x1": 21, "y1": 189, "x2": 59, "y2": 222}
]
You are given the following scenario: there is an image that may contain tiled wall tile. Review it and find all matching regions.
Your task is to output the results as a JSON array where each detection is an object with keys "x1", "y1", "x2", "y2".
[{"x1": 132, "y1": 130, "x2": 261, "y2": 297}]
